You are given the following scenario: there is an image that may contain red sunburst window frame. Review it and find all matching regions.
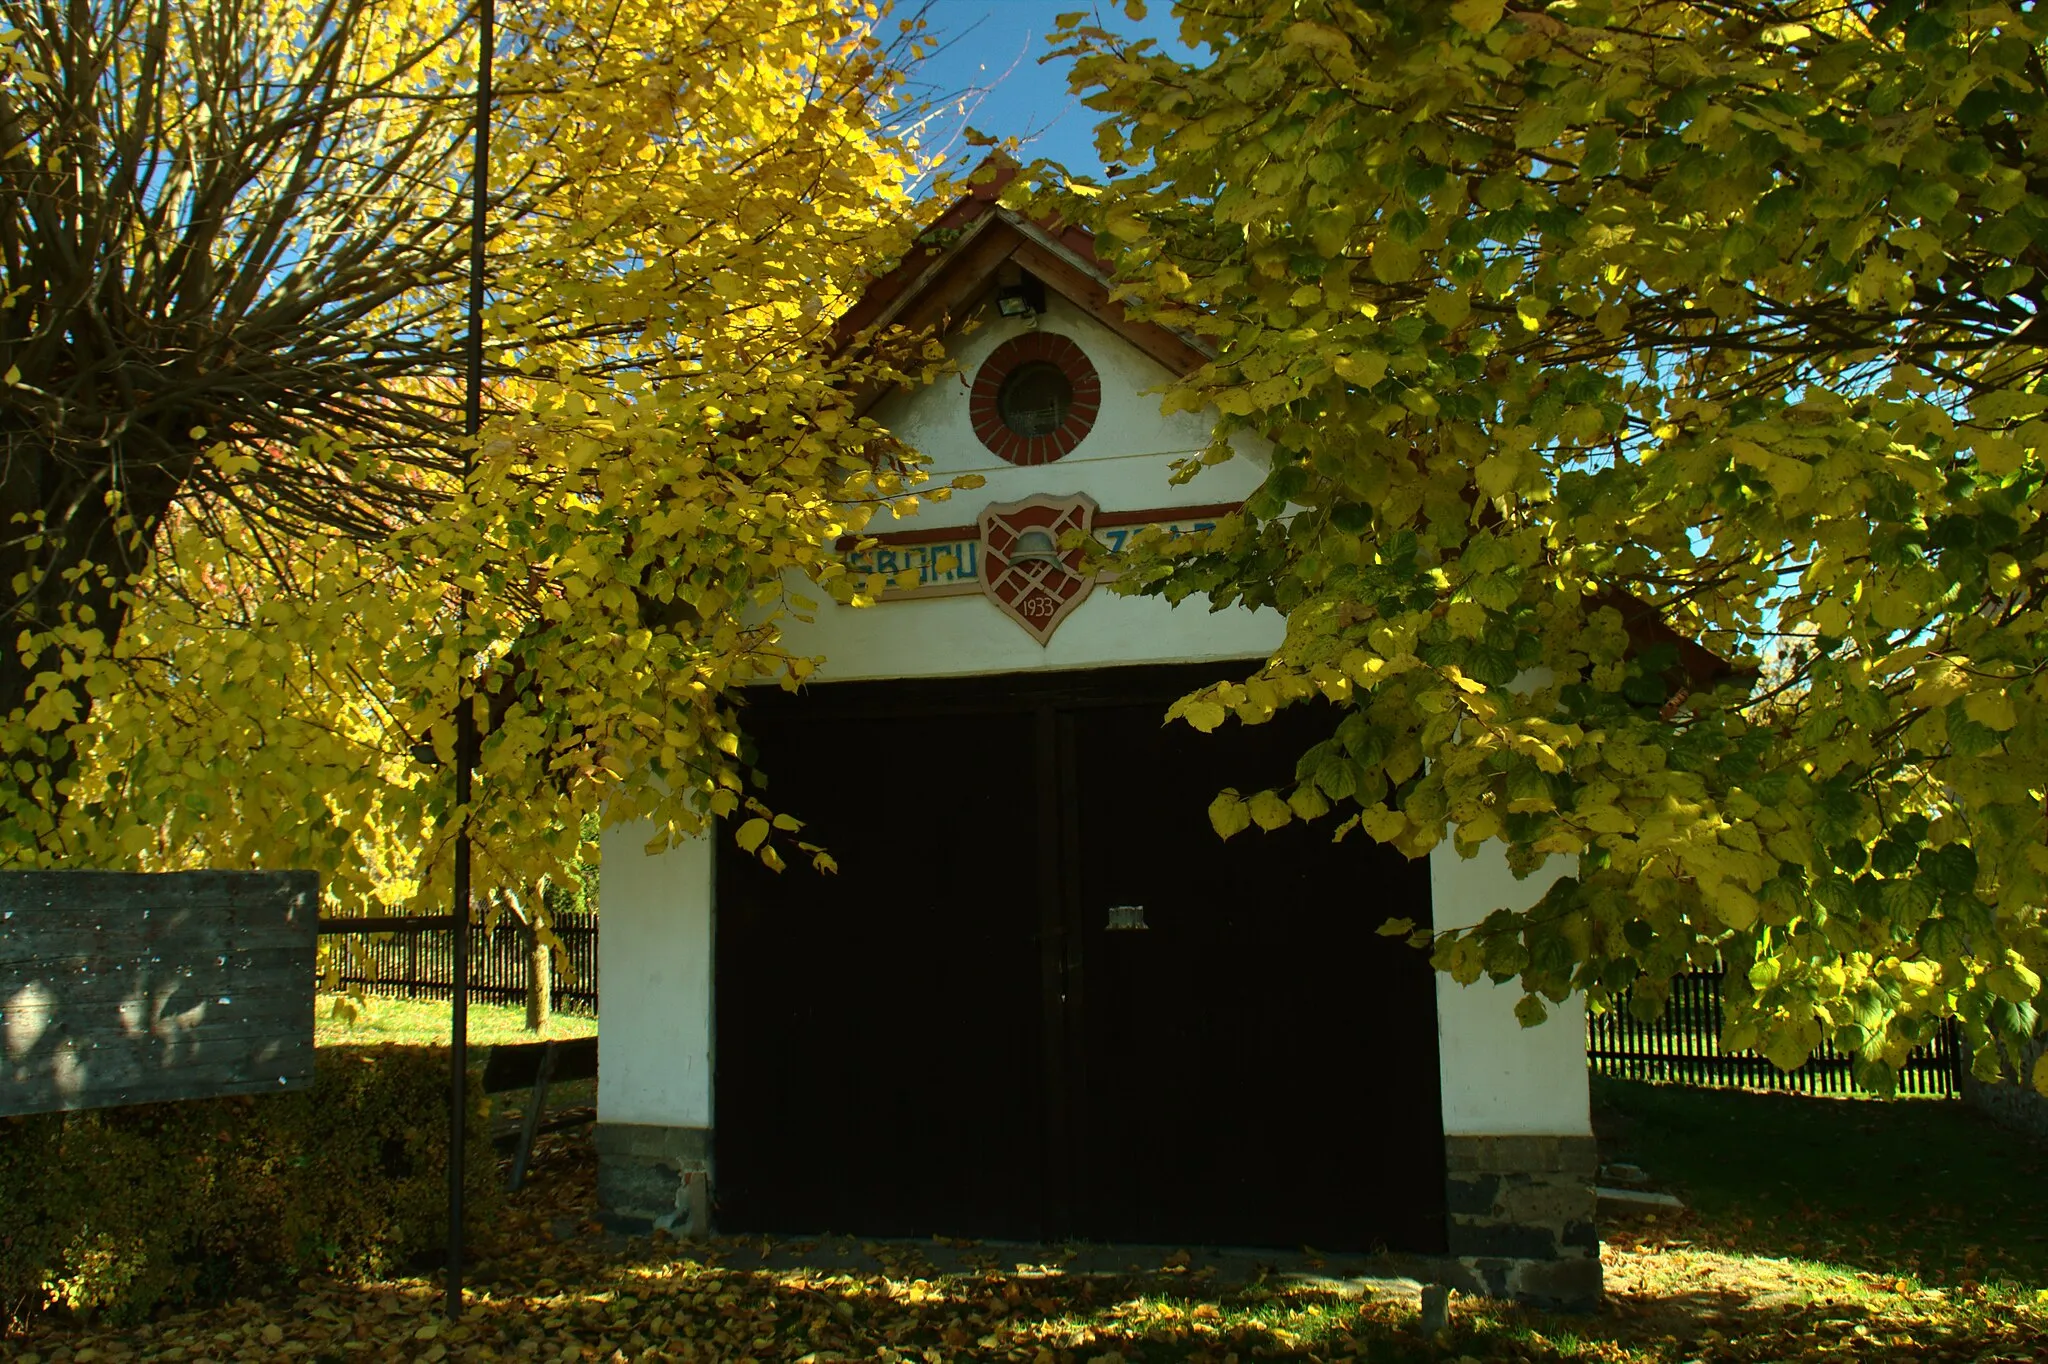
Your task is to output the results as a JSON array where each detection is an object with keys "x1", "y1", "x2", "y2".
[{"x1": 969, "y1": 333, "x2": 1102, "y2": 466}]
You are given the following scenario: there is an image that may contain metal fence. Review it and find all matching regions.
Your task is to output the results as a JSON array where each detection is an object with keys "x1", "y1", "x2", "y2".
[
  {"x1": 1587, "y1": 967, "x2": 1965, "y2": 1098},
  {"x1": 327, "y1": 911, "x2": 598, "y2": 1017}
]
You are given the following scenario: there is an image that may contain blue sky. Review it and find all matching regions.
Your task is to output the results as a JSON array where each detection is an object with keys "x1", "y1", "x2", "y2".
[{"x1": 902, "y1": 0, "x2": 1196, "y2": 180}]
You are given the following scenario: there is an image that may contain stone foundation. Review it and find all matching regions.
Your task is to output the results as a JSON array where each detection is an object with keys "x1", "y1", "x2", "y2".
[
  {"x1": 1440, "y1": 1134, "x2": 1601, "y2": 1308},
  {"x1": 596, "y1": 1122, "x2": 712, "y2": 1236}
]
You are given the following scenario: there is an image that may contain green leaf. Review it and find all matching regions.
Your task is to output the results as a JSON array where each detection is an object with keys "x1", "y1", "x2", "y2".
[
  {"x1": 1923, "y1": 844, "x2": 1979, "y2": 895},
  {"x1": 1314, "y1": 754, "x2": 1358, "y2": 801},
  {"x1": 1369, "y1": 238, "x2": 1421, "y2": 284}
]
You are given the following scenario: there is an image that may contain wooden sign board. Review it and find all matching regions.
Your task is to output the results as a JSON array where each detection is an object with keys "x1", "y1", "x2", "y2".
[{"x1": 1, "y1": 870, "x2": 318, "y2": 1117}]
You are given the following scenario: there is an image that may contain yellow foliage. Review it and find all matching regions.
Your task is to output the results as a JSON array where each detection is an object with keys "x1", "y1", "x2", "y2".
[{"x1": 0, "y1": 0, "x2": 934, "y2": 909}]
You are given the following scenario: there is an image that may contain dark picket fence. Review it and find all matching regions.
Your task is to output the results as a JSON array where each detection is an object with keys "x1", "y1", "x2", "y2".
[
  {"x1": 1587, "y1": 967, "x2": 1965, "y2": 1098},
  {"x1": 328, "y1": 911, "x2": 599, "y2": 1017}
]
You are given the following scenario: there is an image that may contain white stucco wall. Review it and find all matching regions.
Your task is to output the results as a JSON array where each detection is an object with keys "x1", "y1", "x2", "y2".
[
  {"x1": 1428, "y1": 841, "x2": 1591, "y2": 1136},
  {"x1": 595, "y1": 823, "x2": 714, "y2": 1129},
  {"x1": 866, "y1": 292, "x2": 1266, "y2": 522}
]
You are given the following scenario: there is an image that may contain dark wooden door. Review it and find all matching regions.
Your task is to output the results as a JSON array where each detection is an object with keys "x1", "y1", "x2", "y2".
[
  {"x1": 714, "y1": 665, "x2": 1445, "y2": 1251},
  {"x1": 1063, "y1": 701, "x2": 1447, "y2": 1252},
  {"x1": 714, "y1": 702, "x2": 1052, "y2": 1239}
]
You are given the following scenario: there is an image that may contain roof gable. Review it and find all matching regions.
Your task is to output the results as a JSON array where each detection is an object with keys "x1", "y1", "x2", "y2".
[{"x1": 833, "y1": 160, "x2": 1209, "y2": 401}]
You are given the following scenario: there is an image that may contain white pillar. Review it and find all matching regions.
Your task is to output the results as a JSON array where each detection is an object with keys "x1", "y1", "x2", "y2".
[
  {"x1": 1429, "y1": 843, "x2": 1588, "y2": 1137},
  {"x1": 1428, "y1": 839, "x2": 1600, "y2": 1306},
  {"x1": 594, "y1": 822, "x2": 714, "y2": 1233}
]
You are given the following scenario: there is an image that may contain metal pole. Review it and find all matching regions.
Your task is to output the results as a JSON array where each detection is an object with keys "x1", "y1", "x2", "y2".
[{"x1": 448, "y1": 0, "x2": 493, "y2": 1322}]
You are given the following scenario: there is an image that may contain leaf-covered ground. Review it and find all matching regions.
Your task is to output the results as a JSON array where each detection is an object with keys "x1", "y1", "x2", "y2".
[
  {"x1": 9, "y1": 1083, "x2": 2045, "y2": 1363},
  {"x1": 1593, "y1": 1077, "x2": 2048, "y2": 1290}
]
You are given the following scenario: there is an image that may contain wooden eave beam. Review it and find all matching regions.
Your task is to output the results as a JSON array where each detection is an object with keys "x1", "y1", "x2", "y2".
[{"x1": 1005, "y1": 236, "x2": 1211, "y2": 377}]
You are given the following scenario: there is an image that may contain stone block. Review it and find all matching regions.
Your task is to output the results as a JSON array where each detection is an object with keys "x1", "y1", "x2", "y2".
[
  {"x1": 1495, "y1": 1174, "x2": 1598, "y2": 1227},
  {"x1": 1443, "y1": 1173, "x2": 1501, "y2": 1216},
  {"x1": 596, "y1": 1122, "x2": 713, "y2": 1236},
  {"x1": 1444, "y1": 1133, "x2": 1598, "y2": 1176},
  {"x1": 1446, "y1": 1218, "x2": 1561, "y2": 1259}
]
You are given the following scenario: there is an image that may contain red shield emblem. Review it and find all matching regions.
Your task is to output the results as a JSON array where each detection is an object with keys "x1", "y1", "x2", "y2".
[{"x1": 978, "y1": 494, "x2": 1099, "y2": 644}]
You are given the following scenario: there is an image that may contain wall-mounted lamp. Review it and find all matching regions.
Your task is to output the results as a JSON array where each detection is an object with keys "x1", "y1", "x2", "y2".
[{"x1": 995, "y1": 273, "x2": 1046, "y2": 318}]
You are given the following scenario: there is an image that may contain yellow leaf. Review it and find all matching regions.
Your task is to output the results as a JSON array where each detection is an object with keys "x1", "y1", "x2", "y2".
[
  {"x1": 1449, "y1": 0, "x2": 1505, "y2": 33},
  {"x1": 1332, "y1": 351, "x2": 1388, "y2": 388},
  {"x1": 1105, "y1": 210, "x2": 1148, "y2": 242},
  {"x1": 1361, "y1": 804, "x2": 1406, "y2": 842},
  {"x1": 1709, "y1": 883, "x2": 1759, "y2": 931},
  {"x1": 735, "y1": 817, "x2": 770, "y2": 852},
  {"x1": 1811, "y1": 598, "x2": 1852, "y2": 636},
  {"x1": 1249, "y1": 789, "x2": 1293, "y2": 831},
  {"x1": 1424, "y1": 290, "x2": 1470, "y2": 328},
  {"x1": 1764, "y1": 1027, "x2": 1813, "y2": 1073},
  {"x1": 1475, "y1": 452, "x2": 1519, "y2": 498},
  {"x1": 1180, "y1": 699, "x2": 1228, "y2": 732},
  {"x1": 1283, "y1": 21, "x2": 1352, "y2": 59},
  {"x1": 1208, "y1": 789, "x2": 1251, "y2": 839},
  {"x1": 1287, "y1": 783, "x2": 1330, "y2": 820},
  {"x1": 1963, "y1": 689, "x2": 2017, "y2": 732}
]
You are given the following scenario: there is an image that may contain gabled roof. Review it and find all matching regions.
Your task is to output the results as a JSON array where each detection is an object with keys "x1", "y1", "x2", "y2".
[{"x1": 832, "y1": 158, "x2": 1210, "y2": 405}]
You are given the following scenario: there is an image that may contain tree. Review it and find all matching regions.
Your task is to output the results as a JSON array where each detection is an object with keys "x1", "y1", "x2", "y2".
[
  {"x1": 1046, "y1": 0, "x2": 2048, "y2": 1090},
  {"x1": 2, "y1": 0, "x2": 957, "y2": 910}
]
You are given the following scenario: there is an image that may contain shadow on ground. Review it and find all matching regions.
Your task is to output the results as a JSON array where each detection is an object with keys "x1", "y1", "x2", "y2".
[{"x1": 1594, "y1": 1076, "x2": 2048, "y2": 1291}]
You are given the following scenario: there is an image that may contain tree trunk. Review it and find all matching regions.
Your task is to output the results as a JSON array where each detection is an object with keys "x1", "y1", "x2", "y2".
[{"x1": 526, "y1": 924, "x2": 552, "y2": 1034}]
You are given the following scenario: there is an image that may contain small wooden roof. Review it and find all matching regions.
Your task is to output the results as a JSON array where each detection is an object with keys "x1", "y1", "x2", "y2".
[{"x1": 831, "y1": 157, "x2": 1209, "y2": 396}]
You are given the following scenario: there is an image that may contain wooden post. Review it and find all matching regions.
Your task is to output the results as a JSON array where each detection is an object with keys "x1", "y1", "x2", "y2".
[{"x1": 447, "y1": 0, "x2": 492, "y2": 1319}]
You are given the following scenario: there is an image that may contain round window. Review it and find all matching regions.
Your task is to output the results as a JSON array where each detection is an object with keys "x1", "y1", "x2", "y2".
[
  {"x1": 970, "y1": 334, "x2": 1101, "y2": 465},
  {"x1": 998, "y1": 362, "x2": 1073, "y2": 438}
]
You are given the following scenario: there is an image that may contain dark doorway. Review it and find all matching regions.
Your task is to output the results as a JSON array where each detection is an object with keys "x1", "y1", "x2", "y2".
[{"x1": 714, "y1": 663, "x2": 1446, "y2": 1251}]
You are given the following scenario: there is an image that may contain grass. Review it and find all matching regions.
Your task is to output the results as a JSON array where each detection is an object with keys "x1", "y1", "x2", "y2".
[
  {"x1": 11, "y1": 1075, "x2": 2046, "y2": 1362},
  {"x1": 315, "y1": 992, "x2": 598, "y2": 1048}
]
